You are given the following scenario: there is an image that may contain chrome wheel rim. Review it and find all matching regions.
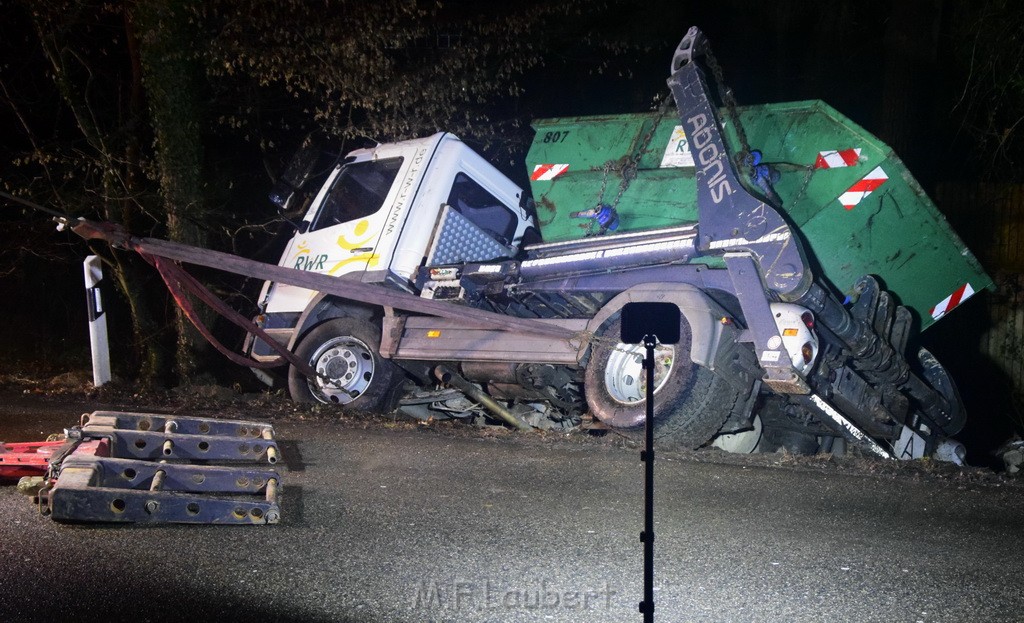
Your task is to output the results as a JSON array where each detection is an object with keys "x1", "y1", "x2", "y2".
[
  {"x1": 603, "y1": 343, "x2": 675, "y2": 405},
  {"x1": 307, "y1": 336, "x2": 375, "y2": 404}
]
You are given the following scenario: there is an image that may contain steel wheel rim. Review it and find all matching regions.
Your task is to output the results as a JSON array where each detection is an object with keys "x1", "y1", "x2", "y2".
[
  {"x1": 603, "y1": 343, "x2": 675, "y2": 405},
  {"x1": 307, "y1": 335, "x2": 375, "y2": 404}
]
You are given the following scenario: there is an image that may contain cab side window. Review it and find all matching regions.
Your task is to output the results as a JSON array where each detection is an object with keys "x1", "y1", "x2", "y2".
[
  {"x1": 446, "y1": 173, "x2": 517, "y2": 245},
  {"x1": 311, "y1": 157, "x2": 404, "y2": 232}
]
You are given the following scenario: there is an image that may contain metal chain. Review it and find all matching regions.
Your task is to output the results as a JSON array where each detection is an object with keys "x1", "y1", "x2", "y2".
[
  {"x1": 591, "y1": 46, "x2": 751, "y2": 229},
  {"x1": 794, "y1": 165, "x2": 815, "y2": 205},
  {"x1": 596, "y1": 94, "x2": 674, "y2": 211},
  {"x1": 596, "y1": 162, "x2": 613, "y2": 207},
  {"x1": 618, "y1": 95, "x2": 674, "y2": 208},
  {"x1": 703, "y1": 46, "x2": 752, "y2": 159}
]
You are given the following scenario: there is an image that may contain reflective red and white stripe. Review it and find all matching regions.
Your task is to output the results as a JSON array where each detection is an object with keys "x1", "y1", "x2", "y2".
[
  {"x1": 838, "y1": 166, "x2": 888, "y2": 210},
  {"x1": 530, "y1": 164, "x2": 569, "y2": 181},
  {"x1": 815, "y1": 148, "x2": 861, "y2": 169},
  {"x1": 930, "y1": 283, "x2": 976, "y2": 321}
]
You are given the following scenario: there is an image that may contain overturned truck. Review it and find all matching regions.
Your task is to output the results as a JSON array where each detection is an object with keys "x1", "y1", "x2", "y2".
[{"x1": 243, "y1": 27, "x2": 991, "y2": 460}]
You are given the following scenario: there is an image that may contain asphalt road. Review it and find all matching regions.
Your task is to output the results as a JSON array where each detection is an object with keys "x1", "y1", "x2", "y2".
[{"x1": 1, "y1": 394, "x2": 1023, "y2": 623}]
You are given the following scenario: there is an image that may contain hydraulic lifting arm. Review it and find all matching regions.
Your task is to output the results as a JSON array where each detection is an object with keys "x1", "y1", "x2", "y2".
[{"x1": 666, "y1": 27, "x2": 963, "y2": 440}]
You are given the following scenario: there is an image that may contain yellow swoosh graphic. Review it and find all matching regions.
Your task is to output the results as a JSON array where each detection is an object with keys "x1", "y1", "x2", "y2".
[{"x1": 328, "y1": 254, "x2": 379, "y2": 275}]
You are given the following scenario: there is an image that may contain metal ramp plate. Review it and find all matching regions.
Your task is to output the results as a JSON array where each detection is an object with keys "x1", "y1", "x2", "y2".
[
  {"x1": 37, "y1": 411, "x2": 282, "y2": 525},
  {"x1": 45, "y1": 455, "x2": 280, "y2": 524},
  {"x1": 78, "y1": 411, "x2": 279, "y2": 464}
]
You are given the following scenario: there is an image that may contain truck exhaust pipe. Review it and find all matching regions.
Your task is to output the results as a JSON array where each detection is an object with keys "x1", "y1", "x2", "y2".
[{"x1": 433, "y1": 365, "x2": 533, "y2": 432}]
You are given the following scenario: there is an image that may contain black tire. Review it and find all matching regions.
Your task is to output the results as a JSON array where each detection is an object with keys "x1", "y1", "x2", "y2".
[
  {"x1": 915, "y1": 347, "x2": 966, "y2": 435},
  {"x1": 288, "y1": 318, "x2": 403, "y2": 412},
  {"x1": 584, "y1": 314, "x2": 744, "y2": 449}
]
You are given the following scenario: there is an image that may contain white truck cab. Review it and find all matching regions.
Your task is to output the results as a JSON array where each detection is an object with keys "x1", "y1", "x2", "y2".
[{"x1": 250, "y1": 133, "x2": 536, "y2": 362}]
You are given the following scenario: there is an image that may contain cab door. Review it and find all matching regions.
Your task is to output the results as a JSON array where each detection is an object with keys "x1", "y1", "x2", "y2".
[{"x1": 265, "y1": 154, "x2": 406, "y2": 313}]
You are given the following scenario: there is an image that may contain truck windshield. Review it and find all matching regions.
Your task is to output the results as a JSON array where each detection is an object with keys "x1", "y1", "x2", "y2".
[{"x1": 311, "y1": 157, "x2": 404, "y2": 232}]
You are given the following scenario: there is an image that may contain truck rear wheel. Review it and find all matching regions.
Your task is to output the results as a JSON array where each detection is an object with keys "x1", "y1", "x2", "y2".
[
  {"x1": 915, "y1": 347, "x2": 966, "y2": 435},
  {"x1": 288, "y1": 318, "x2": 403, "y2": 412},
  {"x1": 584, "y1": 315, "x2": 742, "y2": 449}
]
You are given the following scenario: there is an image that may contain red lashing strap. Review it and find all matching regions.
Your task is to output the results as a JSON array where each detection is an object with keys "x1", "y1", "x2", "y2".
[{"x1": 135, "y1": 245, "x2": 318, "y2": 379}]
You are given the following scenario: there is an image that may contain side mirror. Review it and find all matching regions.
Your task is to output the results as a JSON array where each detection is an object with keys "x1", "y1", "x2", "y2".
[
  {"x1": 268, "y1": 178, "x2": 298, "y2": 212},
  {"x1": 268, "y1": 139, "x2": 321, "y2": 211}
]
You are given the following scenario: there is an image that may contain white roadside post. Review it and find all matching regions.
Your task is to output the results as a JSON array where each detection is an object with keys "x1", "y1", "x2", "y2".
[{"x1": 83, "y1": 255, "x2": 111, "y2": 387}]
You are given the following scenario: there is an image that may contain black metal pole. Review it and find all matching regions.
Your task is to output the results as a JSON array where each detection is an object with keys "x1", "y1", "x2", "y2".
[{"x1": 640, "y1": 336, "x2": 655, "y2": 622}]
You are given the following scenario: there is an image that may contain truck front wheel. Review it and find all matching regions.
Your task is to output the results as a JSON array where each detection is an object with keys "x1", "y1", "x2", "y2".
[
  {"x1": 288, "y1": 318, "x2": 403, "y2": 412},
  {"x1": 584, "y1": 315, "x2": 743, "y2": 449}
]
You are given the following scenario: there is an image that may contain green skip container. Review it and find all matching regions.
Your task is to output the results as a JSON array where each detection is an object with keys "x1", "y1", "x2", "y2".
[{"x1": 527, "y1": 101, "x2": 992, "y2": 330}]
